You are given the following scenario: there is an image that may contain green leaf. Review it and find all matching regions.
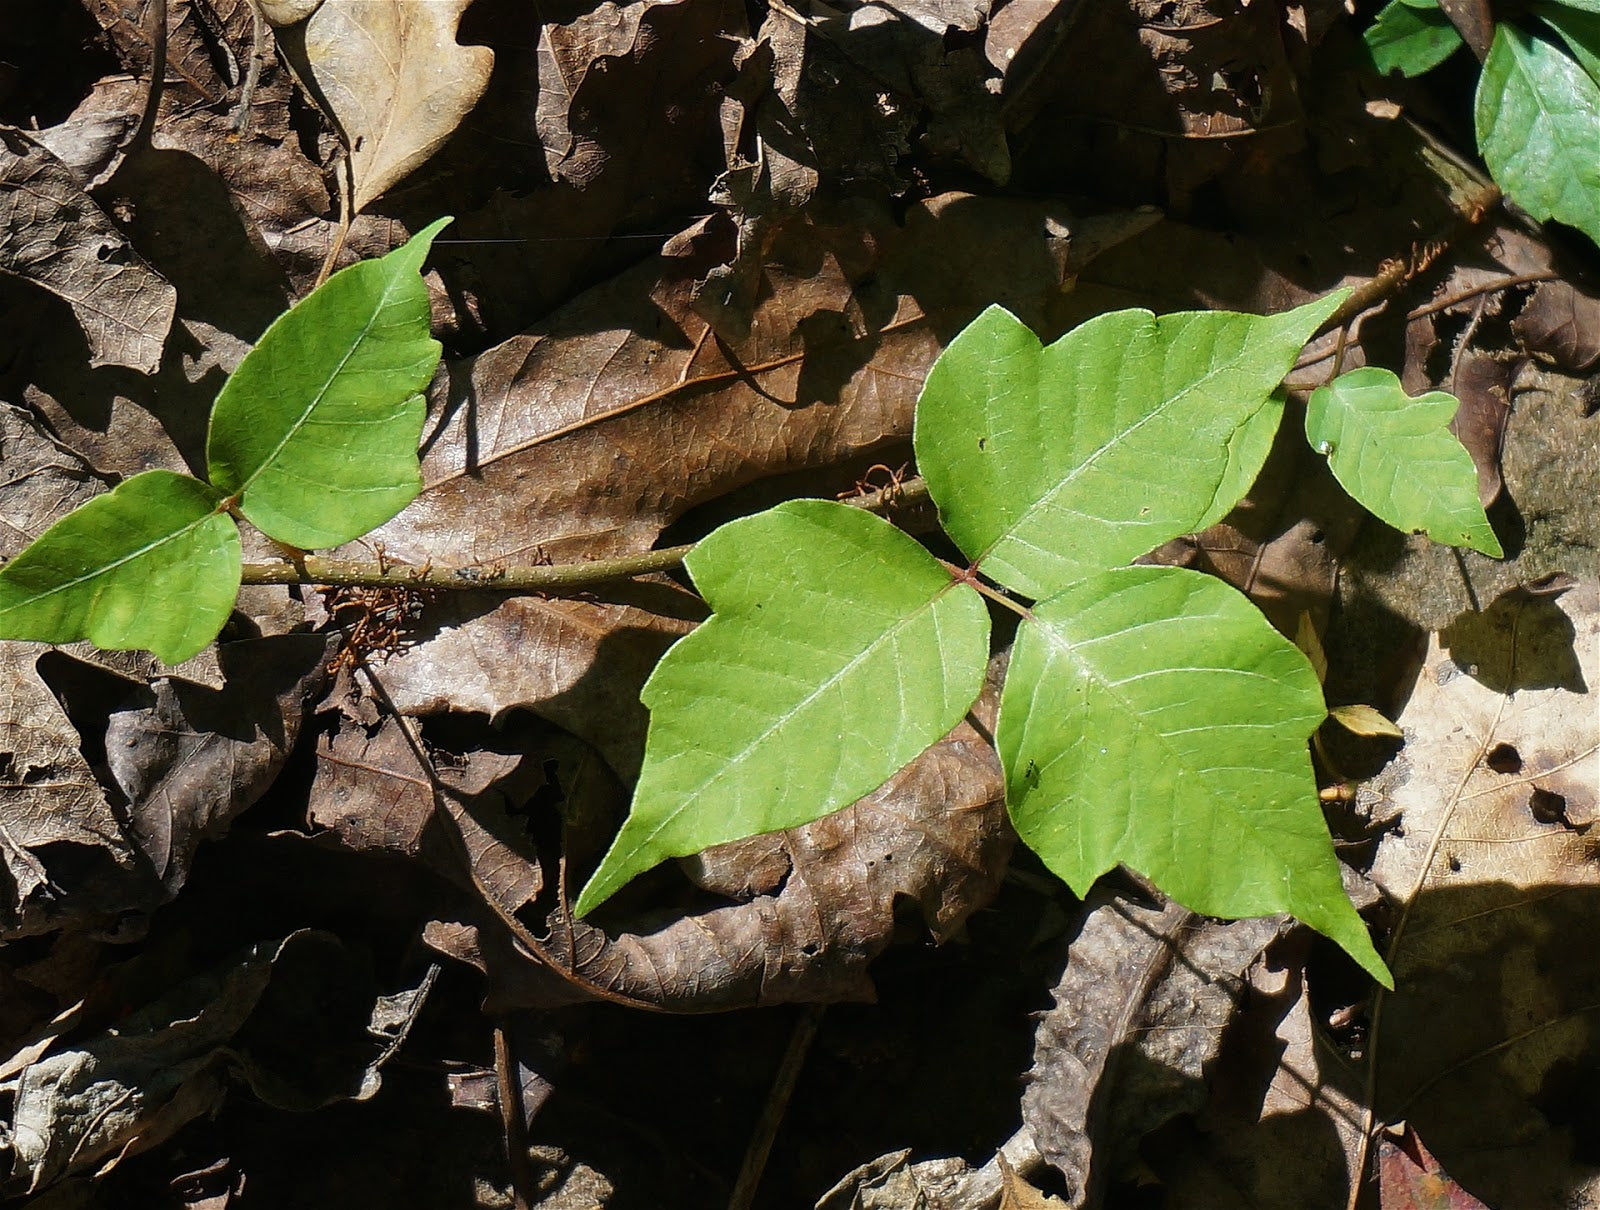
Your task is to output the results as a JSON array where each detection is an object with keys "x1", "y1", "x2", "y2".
[
  {"x1": 997, "y1": 564, "x2": 1390, "y2": 985},
  {"x1": 1306, "y1": 367, "x2": 1502, "y2": 556},
  {"x1": 0, "y1": 471, "x2": 241, "y2": 664},
  {"x1": 1535, "y1": 3, "x2": 1600, "y2": 89},
  {"x1": 1539, "y1": 0, "x2": 1600, "y2": 16},
  {"x1": 914, "y1": 293, "x2": 1344, "y2": 600},
  {"x1": 574, "y1": 499, "x2": 990, "y2": 916},
  {"x1": 1364, "y1": 0, "x2": 1464, "y2": 76},
  {"x1": 206, "y1": 218, "x2": 449, "y2": 550},
  {"x1": 1476, "y1": 25, "x2": 1600, "y2": 247}
]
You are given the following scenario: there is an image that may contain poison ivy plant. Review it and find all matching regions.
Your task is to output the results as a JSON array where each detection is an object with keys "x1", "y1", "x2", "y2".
[
  {"x1": 0, "y1": 219, "x2": 449, "y2": 663},
  {"x1": 2, "y1": 227, "x2": 1507, "y2": 988},
  {"x1": 577, "y1": 292, "x2": 1505, "y2": 988},
  {"x1": 1363, "y1": 0, "x2": 1600, "y2": 249}
]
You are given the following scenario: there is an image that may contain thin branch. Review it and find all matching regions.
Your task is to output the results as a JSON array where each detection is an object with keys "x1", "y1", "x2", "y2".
[
  {"x1": 727, "y1": 1005, "x2": 825, "y2": 1210},
  {"x1": 1406, "y1": 269, "x2": 1558, "y2": 322},
  {"x1": 316, "y1": 154, "x2": 354, "y2": 288},
  {"x1": 494, "y1": 1023, "x2": 536, "y2": 1210},
  {"x1": 127, "y1": 0, "x2": 168, "y2": 157},
  {"x1": 239, "y1": 476, "x2": 935, "y2": 593},
  {"x1": 242, "y1": 543, "x2": 696, "y2": 593}
]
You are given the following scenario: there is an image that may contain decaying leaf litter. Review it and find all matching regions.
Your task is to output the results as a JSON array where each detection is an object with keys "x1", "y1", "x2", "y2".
[{"x1": 0, "y1": 0, "x2": 1596, "y2": 1205}]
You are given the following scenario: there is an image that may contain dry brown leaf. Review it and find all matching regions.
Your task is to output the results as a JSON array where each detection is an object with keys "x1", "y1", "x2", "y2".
[
  {"x1": 424, "y1": 708, "x2": 1008, "y2": 1011},
  {"x1": 0, "y1": 126, "x2": 175, "y2": 373},
  {"x1": 1358, "y1": 581, "x2": 1600, "y2": 1208},
  {"x1": 0, "y1": 930, "x2": 432, "y2": 1197},
  {"x1": 1022, "y1": 889, "x2": 1292, "y2": 1206},
  {"x1": 1514, "y1": 279, "x2": 1600, "y2": 375},
  {"x1": 996, "y1": 1155, "x2": 1068, "y2": 1209},
  {"x1": 1151, "y1": 954, "x2": 1368, "y2": 1207},
  {"x1": 1377, "y1": 1126, "x2": 1491, "y2": 1210},
  {"x1": 309, "y1": 714, "x2": 546, "y2": 915},
  {"x1": 83, "y1": 0, "x2": 261, "y2": 111},
  {"x1": 1004, "y1": 0, "x2": 1305, "y2": 211},
  {"x1": 268, "y1": 0, "x2": 494, "y2": 212}
]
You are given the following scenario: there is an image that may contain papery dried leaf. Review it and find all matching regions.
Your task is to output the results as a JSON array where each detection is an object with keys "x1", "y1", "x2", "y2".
[
  {"x1": 0, "y1": 127, "x2": 175, "y2": 373},
  {"x1": 0, "y1": 930, "x2": 431, "y2": 1195},
  {"x1": 1150, "y1": 957, "x2": 1368, "y2": 1207},
  {"x1": 270, "y1": 0, "x2": 494, "y2": 212},
  {"x1": 424, "y1": 715, "x2": 1008, "y2": 1011},
  {"x1": 310, "y1": 715, "x2": 545, "y2": 914},
  {"x1": 1363, "y1": 582, "x2": 1600, "y2": 1208},
  {"x1": 1514, "y1": 279, "x2": 1600, "y2": 374},
  {"x1": 1024, "y1": 890, "x2": 1291, "y2": 1205}
]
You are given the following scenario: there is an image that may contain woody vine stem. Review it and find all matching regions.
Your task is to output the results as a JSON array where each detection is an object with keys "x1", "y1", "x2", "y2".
[{"x1": 238, "y1": 477, "x2": 933, "y2": 595}]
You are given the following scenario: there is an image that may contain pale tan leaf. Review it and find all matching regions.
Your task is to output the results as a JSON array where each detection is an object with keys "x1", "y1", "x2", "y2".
[
  {"x1": 1328, "y1": 703, "x2": 1402, "y2": 738},
  {"x1": 273, "y1": 0, "x2": 495, "y2": 212},
  {"x1": 1361, "y1": 581, "x2": 1600, "y2": 1208}
]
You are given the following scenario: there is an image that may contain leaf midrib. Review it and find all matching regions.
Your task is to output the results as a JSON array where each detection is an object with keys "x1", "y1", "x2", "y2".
[
  {"x1": 977, "y1": 343, "x2": 1252, "y2": 572},
  {"x1": 0, "y1": 511, "x2": 221, "y2": 619},
  {"x1": 626, "y1": 579, "x2": 972, "y2": 858},
  {"x1": 235, "y1": 276, "x2": 399, "y2": 500}
]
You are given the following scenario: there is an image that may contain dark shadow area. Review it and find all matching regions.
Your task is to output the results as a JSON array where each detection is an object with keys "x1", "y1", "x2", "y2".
[
  {"x1": 1377, "y1": 881, "x2": 1600, "y2": 1210},
  {"x1": 0, "y1": 1, "x2": 119, "y2": 126},
  {"x1": 1440, "y1": 582, "x2": 1587, "y2": 695}
]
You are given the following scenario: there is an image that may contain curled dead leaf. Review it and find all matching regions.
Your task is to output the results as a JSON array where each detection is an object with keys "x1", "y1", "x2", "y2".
[
  {"x1": 1023, "y1": 888, "x2": 1292, "y2": 1205},
  {"x1": 424, "y1": 710, "x2": 1009, "y2": 1012}
]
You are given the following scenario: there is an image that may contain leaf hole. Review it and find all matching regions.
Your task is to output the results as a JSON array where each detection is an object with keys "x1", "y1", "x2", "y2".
[
  {"x1": 977, "y1": 437, "x2": 988, "y2": 450},
  {"x1": 1529, "y1": 788, "x2": 1570, "y2": 826},
  {"x1": 1446, "y1": 854, "x2": 1462, "y2": 873},
  {"x1": 1486, "y1": 743, "x2": 1522, "y2": 774},
  {"x1": 1309, "y1": 530, "x2": 1325, "y2": 545}
]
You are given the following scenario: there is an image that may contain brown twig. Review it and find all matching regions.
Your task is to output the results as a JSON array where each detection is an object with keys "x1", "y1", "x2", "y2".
[
  {"x1": 238, "y1": 476, "x2": 935, "y2": 593},
  {"x1": 243, "y1": 543, "x2": 696, "y2": 593},
  {"x1": 127, "y1": 0, "x2": 168, "y2": 157},
  {"x1": 316, "y1": 153, "x2": 355, "y2": 287},
  {"x1": 727, "y1": 1005, "x2": 825, "y2": 1210},
  {"x1": 231, "y1": 0, "x2": 269, "y2": 134},
  {"x1": 494, "y1": 1023, "x2": 537, "y2": 1210}
]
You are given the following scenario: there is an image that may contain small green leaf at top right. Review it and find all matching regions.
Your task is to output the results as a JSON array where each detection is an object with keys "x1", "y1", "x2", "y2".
[{"x1": 1306, "y1": 367, "x2": 1502, "y2": 557}]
